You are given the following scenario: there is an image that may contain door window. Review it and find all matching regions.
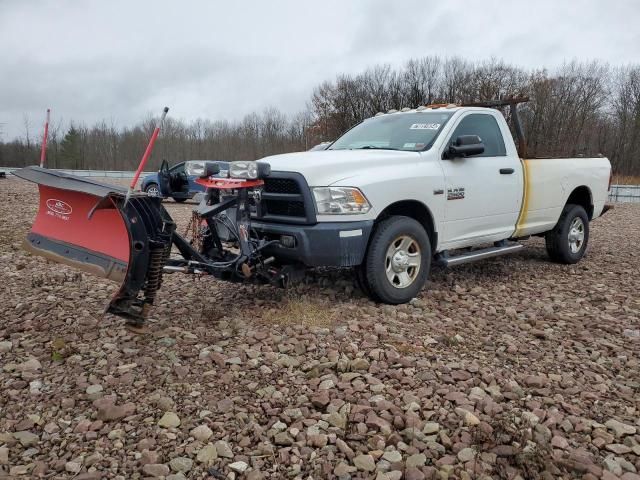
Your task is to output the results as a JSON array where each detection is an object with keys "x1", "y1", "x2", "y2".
[{"x1": 449, "y1": 114, "x2": 506, "y2": 157}]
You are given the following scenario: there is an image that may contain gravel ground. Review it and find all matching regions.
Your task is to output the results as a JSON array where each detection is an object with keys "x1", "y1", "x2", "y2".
[{"x1": 0, "y1": 176, "x2": 639, "y2": 480}]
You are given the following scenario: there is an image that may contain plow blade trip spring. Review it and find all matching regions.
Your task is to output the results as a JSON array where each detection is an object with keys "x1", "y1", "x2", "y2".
[{"x1": 14, "y1": 166, "x2": 175, "y2": 323}]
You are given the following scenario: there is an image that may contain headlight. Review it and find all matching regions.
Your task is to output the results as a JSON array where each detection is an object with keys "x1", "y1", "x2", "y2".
[
  {"x1": 312, "y1": 187, "x2": 371, "y2": 214},
  {"x1": 229, "y1": 161, "x2": 271, "y2": 179}
]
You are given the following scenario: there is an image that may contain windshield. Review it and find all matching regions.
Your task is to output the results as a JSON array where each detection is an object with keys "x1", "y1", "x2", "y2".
[{"x1": 329, "y1": 112, "x2": 454, "y2": 152}]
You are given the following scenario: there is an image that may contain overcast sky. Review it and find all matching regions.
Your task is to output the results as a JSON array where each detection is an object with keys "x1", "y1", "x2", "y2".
[{"x1": 1, "y1": 0, "x2": 639, "y2": 140}]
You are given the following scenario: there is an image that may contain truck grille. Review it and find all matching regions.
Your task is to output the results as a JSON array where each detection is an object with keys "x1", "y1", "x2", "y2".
[
  {"x1": 263, "y1": 178, "x2": 300, "y2": 195},
  {"x1": 255, "y1": 173, "x2": 315, "y2": 224}
]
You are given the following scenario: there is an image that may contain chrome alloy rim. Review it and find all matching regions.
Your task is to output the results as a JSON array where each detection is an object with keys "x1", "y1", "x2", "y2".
[
  {"x1": 146, "y1": 185, "x2": 160, "y2": 197},
  {"x1": 568, "y1": 217, "x2": 585, "y2": 254},
  {"x1": 385, "y1": 235, "x2": 421, "y2": 288}
]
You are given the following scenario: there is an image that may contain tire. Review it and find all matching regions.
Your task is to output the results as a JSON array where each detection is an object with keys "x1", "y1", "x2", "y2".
[
  {"x1": 354, "y1": 265, "x2": 377, "y2": 300},
  {"x1": 545, "y1": 204, "x2": 589, "y2": 264},
  {"x1": 144, "y1": 183, "x2": 161, "y2": 197},
  {"x1": 363, "y1": 216, "x2": 431, "y2": 304},
  {"x1": 172, "y1": 197, "x2": 187, "y2": 203}
]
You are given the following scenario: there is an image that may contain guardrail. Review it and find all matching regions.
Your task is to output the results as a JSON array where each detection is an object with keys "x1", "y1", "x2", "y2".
[
  {"x1": 609, "y1": 185, "x2": 640, "y2": 203},
  {"x1": 0, "y1": 167, "x2": 153, "y2": 179}
]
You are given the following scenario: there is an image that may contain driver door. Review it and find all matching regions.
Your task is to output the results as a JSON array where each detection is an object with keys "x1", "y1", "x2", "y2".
[
  {"x1": 438, "y1": 112, "x2": 522, "y2": 249},
  {"x1": 157, "y1": 160, "x2": 173, "y2": 197}
]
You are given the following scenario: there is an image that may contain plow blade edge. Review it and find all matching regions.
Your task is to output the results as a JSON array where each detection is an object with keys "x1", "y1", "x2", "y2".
[{"x1": 14, "y1": 167, "x2": 175, "y2": 323}]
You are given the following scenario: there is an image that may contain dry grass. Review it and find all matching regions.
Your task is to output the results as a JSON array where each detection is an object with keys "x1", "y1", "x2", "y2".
[
  {"x1": 612, "y1": 174, "x2": 640, "y2": 185},
  {"x1": 259, "y1": 296, "x2": 337, "y2": 328}
]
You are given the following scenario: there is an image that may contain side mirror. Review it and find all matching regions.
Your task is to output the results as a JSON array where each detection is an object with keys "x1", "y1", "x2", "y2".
[
  {"x1": 445, "y1": 135, "x2": 485, "y2": 159},
  {"x1": 200, "y1": 161, "x2": 222, "y2": 178}
]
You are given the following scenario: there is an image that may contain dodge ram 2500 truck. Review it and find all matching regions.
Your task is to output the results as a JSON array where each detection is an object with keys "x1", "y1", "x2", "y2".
[
  {"x1": 15, "y1": 98, "x2": 612, "y2": 322},
  {"x1": 248, "y1": 100, "x2": 612, "y2": 304}
]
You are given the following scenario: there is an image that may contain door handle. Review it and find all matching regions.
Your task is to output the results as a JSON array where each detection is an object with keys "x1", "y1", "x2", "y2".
[{"x1": 500, "y1": 168, "x2": 514, "y2": 174}]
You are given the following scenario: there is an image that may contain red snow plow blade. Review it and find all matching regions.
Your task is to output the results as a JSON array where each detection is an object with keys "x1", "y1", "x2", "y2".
[{"x1": 15, "y1": 167, "x2": 175, "y2": 324}]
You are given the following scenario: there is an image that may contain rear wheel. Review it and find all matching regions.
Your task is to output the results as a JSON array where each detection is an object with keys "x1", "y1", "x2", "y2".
[
  {"x1": 172, "y1": 197, "x2": 187, "y2": 203},
  {"x1": 144, "y1": 183, "x2": 160, "y2": 197},
  {"x1": 363, "y1": 216, "x2": 431, "y2": 304},
  {"x1": 545, "y1": 204, "x2": 589, "y2": 264}
]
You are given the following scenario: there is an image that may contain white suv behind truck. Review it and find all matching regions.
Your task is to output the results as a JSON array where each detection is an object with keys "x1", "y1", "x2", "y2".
[{"x1": 251, "y1": 100, "x2": 612, "y2": 303}]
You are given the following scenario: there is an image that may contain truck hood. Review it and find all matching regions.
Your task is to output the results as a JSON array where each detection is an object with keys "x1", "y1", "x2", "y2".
[{"x1": 259, "y1": 150, "x2": 421, "y2": 186}]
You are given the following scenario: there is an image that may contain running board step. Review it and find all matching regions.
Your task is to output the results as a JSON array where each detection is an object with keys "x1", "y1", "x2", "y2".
[{"x1": 435, "y1": 243, "x2": 524, "y2": 267}]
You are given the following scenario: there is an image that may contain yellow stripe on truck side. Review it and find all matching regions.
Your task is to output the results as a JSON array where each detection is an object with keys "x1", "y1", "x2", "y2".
[{"x1": 514, "y1": 158, "x2": 530, "y2": 237}]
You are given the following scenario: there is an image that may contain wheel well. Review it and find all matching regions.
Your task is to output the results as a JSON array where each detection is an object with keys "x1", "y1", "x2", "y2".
[
  {"x1": 376, "y1": 200, "x2": 437, "y2": 250},
  {"x1": 566, "y1": 186, "x2": 593, "y2": 219}
]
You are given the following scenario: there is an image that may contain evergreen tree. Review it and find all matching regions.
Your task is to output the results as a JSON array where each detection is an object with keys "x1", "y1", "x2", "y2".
[{"x1": 59, "y1": 126, "x2": 82, "y2": 169}]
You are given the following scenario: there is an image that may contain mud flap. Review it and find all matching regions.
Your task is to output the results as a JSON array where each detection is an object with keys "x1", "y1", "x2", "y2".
[{"x1": 14, "y1": 167, "x2": 175, "y2": 323}]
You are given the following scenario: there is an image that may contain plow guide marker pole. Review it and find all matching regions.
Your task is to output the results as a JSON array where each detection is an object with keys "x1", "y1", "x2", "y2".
[{"x1": 39, "y1": 109, "x2": 50, "y2": 168}]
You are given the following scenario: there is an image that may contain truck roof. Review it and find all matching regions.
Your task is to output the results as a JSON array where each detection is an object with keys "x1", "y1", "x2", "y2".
[{"x1": 370, "y1": 105, "x2": 498, "y2": 119}]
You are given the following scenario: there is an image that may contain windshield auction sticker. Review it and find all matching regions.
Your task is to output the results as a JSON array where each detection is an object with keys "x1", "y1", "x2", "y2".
[{"x1": 410, "y1": 123, "x2": 440, "y2": 130}]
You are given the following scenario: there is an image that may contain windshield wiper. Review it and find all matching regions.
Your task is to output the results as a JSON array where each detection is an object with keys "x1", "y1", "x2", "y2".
[{"x1": 356, "y1": 146, "x2": 399, "y2": 151}]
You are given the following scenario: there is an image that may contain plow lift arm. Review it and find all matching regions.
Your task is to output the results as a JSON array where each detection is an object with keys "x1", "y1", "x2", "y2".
[{"x1": 14, "y1": 159, "x2": 283, "y2": 326}]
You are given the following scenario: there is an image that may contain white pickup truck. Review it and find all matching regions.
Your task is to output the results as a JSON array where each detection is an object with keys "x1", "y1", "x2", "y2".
[{"x1": 249, "y1": 100, "x2": 612, "y2": 303}]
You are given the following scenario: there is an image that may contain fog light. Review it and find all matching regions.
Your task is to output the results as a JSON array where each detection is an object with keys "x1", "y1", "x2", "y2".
[{"x1": 280, "y1": 235, "x2": 296, "y2": 248}]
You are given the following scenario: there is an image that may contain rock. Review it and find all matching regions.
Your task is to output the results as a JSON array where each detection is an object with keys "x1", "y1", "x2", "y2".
[
  {"x1": 0, "y1": 446, "x2": 8, "y2": 465},
  {"x1": 274, "y1": 432, "x2": 294, "y2": 446},
  {"x1": 551, "y1": 435, "x2": 569, "y2": 449},
  {"x1": 169, "y1": 456, "x2": 193, "y2": 473},
  {"x1": 0, "y1": 341, "x2": 12, "y2": 353},
  {"x1": 13, "y1": 431, "x2": 39, "y2": 447},
  {"x1": 604, "y1": 457, "x2": 623, "y2": 476},
  {"x1": 463, "y1": 411, "x2": 480, "y2": 426},
  {"x1": 311, "y1": 391, "x2": 330, "y2": 409},
  {"x1": 406, "y1": 453, "x2": 427, "y2": 468},
  {"x1": 335, "y1": 462, "x2": 356, "y2": 476},
  {"x1": 382, "y1": 450, "x2": 402, "y2": 463},
  {"x1": 229, "y1": 461, "x2": 249, "y2": 474},
  {"x1": 275, "y1": 355, "x2": 299, "y2": 368},
  {"x1": 457, "y1": 447, "x2": 476, "y2": 462},
  {"x1": 328, "y1": 412, "x2": 347, "y2": 429},
  {"x1": 167, "y1": 474, "x2": 187, "y2": 480},
  {"x1": 158, "y1": 412, "x2": 181, "y2": 428},
  {"x1": 10, "y1": 465, "x2": 30, "y2": 476},
  {"x1": 196, "y1": 443, "x2": 217, "y2": 464},
  {"x1": 96, "y1": 402, "x2": 135, "y2": 421},
  {"x1": 422, "y1": 422, "x2": 440, "y2": 434},
  {"x1": 350, "y1": 358, "x2": 370, "y2": 371},
  {"x1": 143, "y1": 464, "x2": 170, "y2": 477},
  {"x1": 405, "y1": 468, "x2": 426, "y2": 480},
  {"x1": 215, "y1": 440, "x2": 233, "y2": 458},
  {"x1": 190, "y1": 425, "x2": 213, "y2": 441},
  {"x1": 605, "y1": 419, "x2": 636, "y2": 437},
  {"x1": 318, "y1": 379, "x2": 335, "y2": 390},
  {"x1": 86, "y1": 384, "x2": 103, "y2": 397},
  {"x1": 307, "y1": 434, "x2": 328, "y2": 448},
  {"x1": 65, "y1": 461, "x2": 82, "y2": 473},
  {"x1": 353, "y1": 454, "x2": 376, "y2": 472},
  {"x1": 19, "y1": 357, "x2": 41, "y2": 371},
  {"x1": 605, "y1": 444, "x2": 632, "y2": 454},
  {"x1": 523, "y1": 375, "x2": 548, "y2": 388}
]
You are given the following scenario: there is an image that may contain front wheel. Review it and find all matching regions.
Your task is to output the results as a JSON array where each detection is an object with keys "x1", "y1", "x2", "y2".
[
  {"x1": 363, "y1": 216, "x2": 431, "y2": 304},
  {"x1": 545, "y1": 204, "x2": 589, "y2": 264},
  {"x1": 144, "y1": 183, "x2": 161, "y2": 197}
]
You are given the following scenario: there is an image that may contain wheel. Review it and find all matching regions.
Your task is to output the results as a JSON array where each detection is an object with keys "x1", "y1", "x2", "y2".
[
  {"x1": 144, "y1": 183, "x2": 161, "y2": 197},
  {"x1": 354, "y1": 265, "x2": 377, "y2": 300},
  {"x1": 545, "y1": 204, "x2": 589, "y2": 264},
  {"x1": 172, "y1": 197, "x2": 187, "y2": 203},
  {"x1": 363, "y1": 216, "x2": 431, "y2": 304}
]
